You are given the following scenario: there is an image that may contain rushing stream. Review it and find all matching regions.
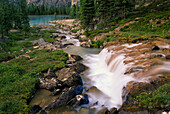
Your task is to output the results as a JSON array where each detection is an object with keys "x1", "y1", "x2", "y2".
[
  {"x1": 82, "y1": 49, "x2": 134, "y2": 111},
  {"x1": 29, "y1": 25, "x2": 170, "y2": 113}
]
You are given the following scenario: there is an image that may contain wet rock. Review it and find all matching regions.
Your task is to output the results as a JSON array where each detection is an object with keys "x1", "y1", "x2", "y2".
[
  {"x1": 149, "y1": 53, "x2": 164, "y2": 59},
  {"x1": 72, "y1": 63, "x2": 88, "y2": 74},
  {"x1": 58, "y1": 35, "x2": 67, "y2": 40},
  {"x1": 39, "y1": 78, "x2": 63, "y2": 91},
  {"x1": 63, "y1": 73, "x2": 83, "y2": 87},
  {"x1": 70, "y1": 55, "x2": 83, "y2": 61},
  {"x1": 40, "y1": 110, "x2": 47, "y2": 114},
  {"x1": 79, "y1": 35, "x2": 88, "y2": 42},
  {"x1": 31, "y1": 105, "x2": 42, "y2": 114},
  {"x1": 45, "y1": 68, "x2": 56, "y2": 79},
  {"x1": 68, "y1": 94, "x2": 89, "y2": 108},
  {"x1": 118, "y1": 110, "x2": 149, "y2": 114},
  {"x1": 152, "y1": 45, "x2": 160, "y2": 51},
  {"x1": 61, "y1": 43, "x2": 74, "y2": 48},
  {"x1": 99, "y1": 107, "x2": 109, "y2": 114},
  {"x1": 80, "y1": 42, "x2": 90, "y2": 48},
  {"x1": 110, "y1": 107, "x2": 118, "y2": 114},
  {"x1": 132, "y1": 39, "x2": 138, "y2": 43},
  {"x1": 45, "y1": 85, "x2": 83, "y2": 111},
  {"x1": 57, "y1": 68, "x2": 76, "y2": 81},
  {"x1": 52, "y1": 33, "x2": 59, "y2": 38},
  {"x1": 53, "y1": 89, "x2": 62, "y2": 96},
  {"x1": 166, "y1": 55, "x2": 170, "y2": 59}
]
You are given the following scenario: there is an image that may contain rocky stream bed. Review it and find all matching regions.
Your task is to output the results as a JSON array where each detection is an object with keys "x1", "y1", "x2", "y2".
[{"x1": 28, "y1": 23, "x2": 170, "y2": 114}]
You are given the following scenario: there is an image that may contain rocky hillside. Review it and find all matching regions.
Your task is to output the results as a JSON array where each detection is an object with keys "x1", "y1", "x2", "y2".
[
  {"x1": 9, "y1": 0, "x2": 73, "y2": 6},
  {"x1": 27, "y1": 0, "x2": 71, "y2": 6}
]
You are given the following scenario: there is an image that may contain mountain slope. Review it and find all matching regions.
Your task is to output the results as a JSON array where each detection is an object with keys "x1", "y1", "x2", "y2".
[{"x1": 27, "y1": 0, "x2": 72, "y2": 6}]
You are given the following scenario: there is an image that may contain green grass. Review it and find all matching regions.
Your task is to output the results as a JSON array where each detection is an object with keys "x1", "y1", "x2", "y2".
[
  {"x1": 87, "y1": 26, "x2": 118, "y2": 39},
  {"x1": 135, "y1": 83, "x2": 170, "y2": 108},
  {"x1": 71, "y1": 29, "x2": 79, "y2": 33},
  {"x1": 0, "y1": 28, "x2": 68, "y2": 113},
  {"x1": 0, "y1": 29, "x2": 61, "y2": 62}
]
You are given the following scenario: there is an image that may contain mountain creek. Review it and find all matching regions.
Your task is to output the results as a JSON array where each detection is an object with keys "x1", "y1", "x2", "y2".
[{"x1": 25, "y1": 19, "x2": 170, "y2": 114}]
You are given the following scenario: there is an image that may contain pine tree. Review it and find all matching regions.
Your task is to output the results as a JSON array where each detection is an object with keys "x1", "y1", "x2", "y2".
[
  {"x1": 0, "y1": 0, "x2": 13, "y2": 38},
  {"x1": 80, "y1": 0, "x2": 95, "y2": 29},
  {"x1": 76, "y1": 3, "x2": 80, "y2": 19},
  {"x1": 20, "y1": 0, "x2": 30, "y2": 33},
  {"x1": 70, "y1": 4, "x2": 76, "y2": 18},
  {"x1": 114, "y1": 0, "x2": 135, "y2": 19}
]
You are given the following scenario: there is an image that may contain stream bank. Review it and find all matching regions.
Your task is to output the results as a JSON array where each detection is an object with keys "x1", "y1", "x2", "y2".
[{"x1": 29, "y1": 20, "x2": 170, "y2": 114}]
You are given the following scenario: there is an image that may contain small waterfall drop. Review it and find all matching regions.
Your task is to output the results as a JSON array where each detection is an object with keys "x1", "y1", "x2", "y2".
[{"x1": 83, "y1": 48, "x2": 134, "y2": 110}]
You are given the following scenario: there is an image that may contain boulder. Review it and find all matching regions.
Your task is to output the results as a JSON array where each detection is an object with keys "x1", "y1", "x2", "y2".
[
  {"x1": 79, "y1": 35, "x2": 88, "y2": 42},
  {"x1": 39, "y1": 78, "x2": 63, "y2": 91},
  {"x1": 98, "y1": 107, "x2": 109, "y2": 114},
  {"x1": 57, "y1": 68, "x2": 76, "y2": 81},
  {"x1": 58, "y1": 35, "x2": 67, "y2": 40},
  {"x1": 110, "y1": 107, "x2": 118, "y2": 114},
  {"x1": 45, "y1": 68, "x2": 56, "y2": 79},
  {"x1": 152, "y1": 45, "x2": 160, "y2": 51},
  {"x1": 63, "y1": 73, "x2": 83, "y2": 87},
  {"x1": 31, "y1": 105, "x2": 42, "y2": 114},
  {"x1": 32, "y1": 38, "x2": 45, "y2": 45},
  {"x1": 61, "y1": 43, "x2": 74, "y2": 48},
  {"x1": 80, "y1": 42, "x2": 90, "y2": 48},
  {"x1": 70, "y1": 55, "x2": 83, "y2": 61},
  {"x1": 132, "y1": 39, "x2": 138, "y2": 43},
  {"x1": 72, "y1": 63, "x2": 88, "y2": 74},
  {"x1": 40, "y1": 110, "x2": 47, "y2": 114},
  {"x1": 52, "y1": 33, "x2": 59, "y2": 38},
  {"x1": 45, "y1": 85, "x2": 83, "y2": 111},
  {"x1": 166, "y1": 55, "x2": 170, "y2": 59},
  {"x1": 53, "y1": 89, "x2": 62, "y2": 96},
  {"x1": 68, "y1": 94, "x2": 89, "y2": 108}
]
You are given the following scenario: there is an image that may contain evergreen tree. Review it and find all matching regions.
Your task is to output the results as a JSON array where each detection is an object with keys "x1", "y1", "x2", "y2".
[
  {"x1": 76, "y1": 3, "x2": 80, "y2": 19},
  {"x1": 0, "y1": 0, "x2": 13, "y2": 38},
  {"x1": 80, "y1": 0, "x2": 95, "y2": 29},
  {"x1": 70, "y1": 4, "x2": 76, "y2": 18},
  {"x1": 114, "y1": 0, "x2": 135, "y2": 19},
  {"x1": 20, "y1": 0, "x2": 30, "y2": 33}
]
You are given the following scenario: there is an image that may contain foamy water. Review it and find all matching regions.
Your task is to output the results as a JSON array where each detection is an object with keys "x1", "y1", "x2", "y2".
[{"x1": 83, "y1": 49, "x2": 134, "y2": 110}]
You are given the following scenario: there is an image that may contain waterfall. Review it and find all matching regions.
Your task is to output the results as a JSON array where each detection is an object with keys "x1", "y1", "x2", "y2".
[{"x1": 83, "y1": 48, "x2": 134, "y2": 110}]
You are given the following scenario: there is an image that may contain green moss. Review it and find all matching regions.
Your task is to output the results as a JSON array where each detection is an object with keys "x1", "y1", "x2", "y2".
[
  {"x1": 71, "y1": 29, "x2": 79, "y2": 33},
  {"x1": 135, "y1": 83, "x2": 170, "y2": 108},
  {"x1": 0, "y1": 28, "x2": 69, "y2": 113}
]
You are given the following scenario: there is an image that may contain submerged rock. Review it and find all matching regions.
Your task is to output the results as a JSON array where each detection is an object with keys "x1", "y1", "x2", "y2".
[
  {"x1": 31, "y1": 105, "x2": 42, "y2": 114},
  {"x1": 70, "y1": 55, "x2": 83, "y2": 61},
  {"x1": 45, "y1": 85, "x2": 83, "y2": 111},
  {"x1": 68, "y1": 94, "x2": 89, "y2": 108}
]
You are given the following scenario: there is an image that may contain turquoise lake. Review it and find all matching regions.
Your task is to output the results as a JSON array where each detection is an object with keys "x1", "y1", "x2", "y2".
[{"x1": 29, "y1": 15, "x2": 69, "y2": 25}]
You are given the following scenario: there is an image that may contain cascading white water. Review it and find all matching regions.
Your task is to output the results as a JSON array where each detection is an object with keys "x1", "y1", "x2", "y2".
[{"x1": 83, "y1": 48, "x2": 134, "y2": 111}]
